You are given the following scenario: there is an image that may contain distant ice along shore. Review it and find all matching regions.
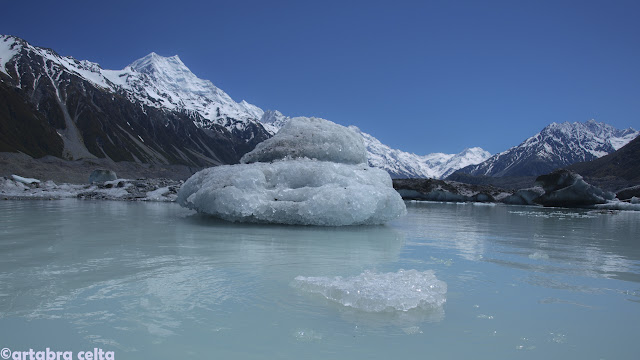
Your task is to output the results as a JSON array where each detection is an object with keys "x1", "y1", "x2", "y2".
[
  {"x1": 1, "y1": 174, "x2": 181, "y2": 202},
  {"x1": 2, "y1": 168, "x2": 639, "y2": 213}
]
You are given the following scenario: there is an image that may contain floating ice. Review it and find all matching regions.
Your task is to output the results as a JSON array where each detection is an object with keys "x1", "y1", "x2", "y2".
[
  {"x1": 177, "y1": 159, "x2": 406, "y2": 225},
  {"x1": 178, "y1": 118, "x2": 406, "y2": 225},
  {"x1": 529, "y1": 251, "x2": 550, "y2": 260},
  {"x1": 593, "y1": 200, "x2": 640, "y2": 211},
  {"x1": 293, "y1": 329, "x2": 323, "y2": 341},
  {"x1": 534, "y1": 169, "x2": 614, "y2": 207},
  {"x1": 291, "y1": 269, "x2": 447, "y2": 312},
  {"x1": 240, "y1": 117, "x2": 368, "y2": 165}
]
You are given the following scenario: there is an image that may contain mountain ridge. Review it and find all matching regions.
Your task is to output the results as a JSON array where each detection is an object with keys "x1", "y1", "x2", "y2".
[
  {"x1": 2, "y1": 34, "x2": 490, "y2": 178},
  {"x1": 2, "y1": 34, "x2": 633, "y2": 182},
  {"x1": 454, "y1": 120, "x2": 638, "y2": 178}
]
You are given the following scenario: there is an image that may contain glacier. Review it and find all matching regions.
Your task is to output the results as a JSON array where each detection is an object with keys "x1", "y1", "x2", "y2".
[{"x1": 177, "y1": 118, "x2": 406, "y2": 226}]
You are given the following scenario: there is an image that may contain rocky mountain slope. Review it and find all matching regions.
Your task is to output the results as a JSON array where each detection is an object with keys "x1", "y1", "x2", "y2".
[
  {"x1": 0, "y1": 35, "x2": 269, "y2": 167},
  {"x1": 567, "y1": 133, "x2": 640, "y2": 191},
  {"x1": 454, "y1": 120, "x2": 638, "y2": 178}
]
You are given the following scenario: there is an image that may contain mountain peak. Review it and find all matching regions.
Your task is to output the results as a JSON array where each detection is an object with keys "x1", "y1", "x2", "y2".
[{"x1": 129, "y1": 52, "x2": 188, "y2": 75}]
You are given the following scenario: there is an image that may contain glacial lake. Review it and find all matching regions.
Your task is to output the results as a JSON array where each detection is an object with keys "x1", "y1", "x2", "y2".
[{"x1": 1, "y1": 199, "x2": 639, "y2": 359}]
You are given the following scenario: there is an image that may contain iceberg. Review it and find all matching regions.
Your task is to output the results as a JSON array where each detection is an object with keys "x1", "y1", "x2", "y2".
[
  {"x1": 177, "y1": 118, "x2": 406, "y2": 225},
  {"x1": 533, "y1": 169, "x2": 614, "y2": 207}
]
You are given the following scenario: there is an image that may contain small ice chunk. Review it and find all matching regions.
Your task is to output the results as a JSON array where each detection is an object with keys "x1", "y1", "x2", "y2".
[
  {"x1": 529, "y1": 251, "x2": 549, "y2": 260},
  {"x1": 593, "y1": 200, "x2": 640, "y2": 211},
  {"x1": 240, "y1": 117, "x2": 368, "y2": 165},
  {"x1": 146, "y1": 186, "x2": 171, "y2": 201},
  {"x1": 402, "y1": 326, "x2": 423, "y2": 335},
  {"x1": 293, "y1": 329, "x2": 323, "y2": 341},
  {"x1": 292, "y1": 269, "x2": 447, "y2": 312},
  {"x1": 11, "y1": 174, "x2": 41, "y2": 184}
]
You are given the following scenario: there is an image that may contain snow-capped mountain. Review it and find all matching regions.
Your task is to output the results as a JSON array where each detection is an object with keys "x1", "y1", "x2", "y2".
[
  {"x1": 1, "y1": 35, "x2": 268, "y2": 137},
  {"x1": 101, "y1": 52, "x2": 266, "y2": 136},
  {"x1": 455, "y1": 120, "x2": 639, "y2": 178},
  {"x1": 258, "y1": 112, "x2": 491, "y2": 179},
  {"x1": 259, "y1": 109, "x2": 290, "y2": 135},
  {"x1": 6, "y1": 34, "x2": 631, "y2": 181},
  {"x1": 355, "y1": 128, "x2": 490, "y2": 179},
  {"x1": 0, "y1": 34, "x2": 269, "y2": 164}
]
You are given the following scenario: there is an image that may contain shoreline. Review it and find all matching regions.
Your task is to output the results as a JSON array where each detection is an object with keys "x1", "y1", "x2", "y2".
[
  {"x1": 0, "y1": 152, "x2": 199, "y2": 184},
  {"x1": 1, "y1": 176, "x2": 182, "y2": 202}
]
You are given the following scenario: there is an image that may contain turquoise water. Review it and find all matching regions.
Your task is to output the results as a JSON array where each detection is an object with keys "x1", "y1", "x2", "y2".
[{"x1": 1, "y1": 199, "x2": 639, "y2": 359}]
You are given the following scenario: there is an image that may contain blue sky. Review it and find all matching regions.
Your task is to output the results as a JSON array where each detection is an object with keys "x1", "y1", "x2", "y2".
[{"x1": 2, "y1": 0, "x2": 639, "y2": 155}]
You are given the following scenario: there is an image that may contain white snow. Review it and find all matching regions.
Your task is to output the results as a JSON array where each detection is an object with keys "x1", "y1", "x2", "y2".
[
  {"x1": 357, "y1": 130, "x2": 491, "y2": 179},
  {"x1": 291, "y1": 269, "x2": 447, "y2": 312},
  {"x1": 0, "y1": 35, "x2": 20, "y2": 75},
  {"x1": 101, "y1": 52, "x2": 264, "y2": 133},
  {"x1": 178, "y1": 118, "x2": 406, "y2": 226},
  {"x1": 241, "y1": 117, "x2": 367, "y2": 165},
  {"x1": 259, "y1": 109, "x2": 290, "y2": 134}
]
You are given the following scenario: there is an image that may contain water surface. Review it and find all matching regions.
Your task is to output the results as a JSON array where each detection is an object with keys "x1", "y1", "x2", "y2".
[{"x1": 1, "y1": 200, "x2": 639, "y2": 359}]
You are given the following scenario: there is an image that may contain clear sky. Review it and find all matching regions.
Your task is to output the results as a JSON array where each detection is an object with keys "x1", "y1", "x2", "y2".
[{"x1": 2, "y1": 0, "x2": 639, "y2": 155}]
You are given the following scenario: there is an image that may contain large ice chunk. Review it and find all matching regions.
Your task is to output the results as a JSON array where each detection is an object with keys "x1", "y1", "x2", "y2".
[
  {"x1": 533, "y1": 169, "x2": 614, "y2": 207},
  {"x1": 240, "y1": 117, "x2": 368, "y2": 165},
  {"x1": 179, "y1": 117, "x2": 405, "y2": 225},
  {"x1": 292, "y1": 269, "x2": 447, "y2": 312},
  {"x1": 177, "y1": 159, "x2": 406, "y2": 226}
]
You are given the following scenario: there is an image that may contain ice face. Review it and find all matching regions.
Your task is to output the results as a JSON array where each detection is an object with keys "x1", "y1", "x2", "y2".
[
  {"x1": 177, "y1": 159, "x2": 406, "y2": 226},
  {"x1": 241, "y1": 117, "x2": 368, "y2": 165},
  {"x1": 292, "y1": 269, "x2": 447, "y2": 312}
]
